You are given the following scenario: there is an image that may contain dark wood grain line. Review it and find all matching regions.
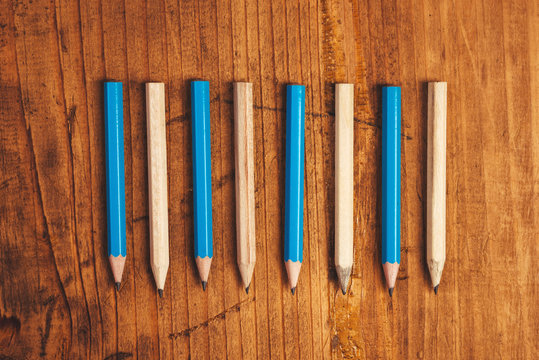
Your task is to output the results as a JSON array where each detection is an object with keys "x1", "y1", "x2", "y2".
[
  {"x1": 53, "y1": 2, "x2": 100, "y2": 356},
  {"x1": 11, "y1": 2, "x2": 78, "y2": 356},
  {"x1": 78, "y1": 0, "x2": 110, "y2": 356}
]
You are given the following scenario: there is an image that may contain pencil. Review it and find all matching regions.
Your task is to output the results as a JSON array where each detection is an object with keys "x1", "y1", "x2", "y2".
[
  {"x1": 284, "y1": 85, "x2": 306, "y2": 295},
  {"x1": 146, "y1": 82, "x2": 170, "y2": 298},
  {"x1": 234, "y1": 82, "x2": 256, "y2": 293},
  {"x1": 104, "y1": 82, "x2": 126, "y2": 291},
  {"x1": 427, "y1": 82, "x2": 447, "y2": 294},
  {"x1": 335, "y1": 83, "x2": 354, "y2": 295},
  {"x1": 382, "y1": 86, "x2": 401, "y2": 297},
  {"x1": 191, "y1": 81, "x2": 213, "y2": 290}
]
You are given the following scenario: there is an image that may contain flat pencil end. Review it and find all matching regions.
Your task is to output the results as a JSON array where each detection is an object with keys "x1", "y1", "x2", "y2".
[
  {"x1": 202, "y1": 281, "x2": 207, "y2": 291},
  {"x1": 388, "y1": 287, "x2": 394, "y2": 297},
  {"x1": 115, "y1": 282, "x2": 121, "y2": 292},
  {"x1": 291, "y1": 287, "x2": 296, "y2": 295},
  {"x1": 433, "y1": 285, "x2": 439, "y2": 295},
  {"x1": 158, "y1": 289, "x2": 164, "y2": 298},
  {"x1": 245, "y1": 285, "x2": 250, "y2": 294}
]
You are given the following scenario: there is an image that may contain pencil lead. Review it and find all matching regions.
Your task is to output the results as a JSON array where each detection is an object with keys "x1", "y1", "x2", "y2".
[
  {"x1": 245, "y1": 285, "x2": 250, "y2": 294},
  {"x1": 115, "y1": 282, "x2": 121, "y2": 292},
  {"x1": 341, "y1": 287, "x2": 347, "y2": 295},
  {"x1": 291, "y1": 287, "x2": 296, "y2": 295},
  {"x1": 158, "y1": 289, "x2": 164, "y2": 298},
  {"x1": 202, "y1": 281, "x2": 207, "y2": 291},
  {"x1": 388, "y1": 287, "x2": 394, "y2": 297},
  {"x1": 433, "y1": 285, "x2": 439, "y2": 295}
]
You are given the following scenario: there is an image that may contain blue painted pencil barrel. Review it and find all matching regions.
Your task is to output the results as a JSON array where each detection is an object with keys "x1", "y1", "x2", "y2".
[
  {"x1": 382, "y1": 86, "x2": 401, "y2": 264},
  {"x1": 104, "y1": 82, "x2": 126, "y2": 257},
  {"x1": 284, "y1": 85, "x2": 306, "y2": 263},
  {"x1": 191, "y1": 81, "x2": 213, "y2": 259}
]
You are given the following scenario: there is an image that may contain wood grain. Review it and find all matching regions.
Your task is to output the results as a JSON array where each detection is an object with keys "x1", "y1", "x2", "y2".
[{"x1": 0, "y1": 0, "x2": 537, "y2": 359}]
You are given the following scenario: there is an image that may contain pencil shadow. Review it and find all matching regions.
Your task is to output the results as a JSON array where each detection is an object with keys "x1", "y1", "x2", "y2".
[
  {"x1": 99, "y1": 80, "x2": 112, "y2": 284},
  {"x1": 374, "y1": 84, "x2": 385, "y2": 287},
  {"x1": 419, "y1": 81, "x2": 431, "y2": 287},
  {"x1": 279, "y1": 83, "x2": 287, "y2": 286},
  {"x1": 184, "y1": 78, "x2": 197, "y2": 281},
  {"x1": 325, "y1": 83, "x2": 337, "y2": 283}
]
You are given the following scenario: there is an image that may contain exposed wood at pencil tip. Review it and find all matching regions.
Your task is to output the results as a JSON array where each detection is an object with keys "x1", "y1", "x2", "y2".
[
  {"x1": 195, "y1": 256, "x2": 212, "y2": 283},
  {"x1": 109, "y1": 255, "x2": 126, "y2": 285},
  {"x1": 285, "y1": 260, "x2": 302, "y2": 292},
  {"x1": 382, "y1": 262, "x2": 400, "y2": 291},
  {"x1": 336, "y1": 266, "x2": 351, "y2": 296}
]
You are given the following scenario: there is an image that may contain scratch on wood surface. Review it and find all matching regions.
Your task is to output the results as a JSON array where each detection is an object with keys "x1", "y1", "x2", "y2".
[
  {"x1": 66, "y1": 105, "x2": 76, "y2": 136},
  {"x1": 168, "y1": 297, "x2": 254, "y2": 340},
  {"x1": 39, "y1": 295, "x2": 57, "y2": 357}
]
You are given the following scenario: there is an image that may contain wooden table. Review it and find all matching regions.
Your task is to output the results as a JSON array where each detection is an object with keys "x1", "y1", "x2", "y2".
[{"x1": 0, "y1": 0, "x2": 537, "y2": 358}]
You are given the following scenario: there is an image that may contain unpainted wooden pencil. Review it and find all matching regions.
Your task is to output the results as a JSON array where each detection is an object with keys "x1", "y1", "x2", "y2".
[
  {"x1": 427, "y1": 82, "x2": 447, "y2": 293},
  {"x1": 146, "y1": 82, "x2": 170, "y2": 297},
  {"x1": 335, "y1": 83, "x2": 354, "y2": 295},
  {"x1": 234, "y1": 82, "x2": 256, "y2": 293}
]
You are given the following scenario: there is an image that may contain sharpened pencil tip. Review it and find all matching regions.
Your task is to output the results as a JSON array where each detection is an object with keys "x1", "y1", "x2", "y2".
[
  {"x1": 388, "y1": 287, "x2": 394, "y2": 297},
  {"x1": 158, "y1": 289, "x2": 164, "y2": 298},
  {"x1": 245, "y1": 285, "x2": 250, "y2": 294},
  {"x1": 434, "y1": 285, "x2": 439, "y2": 295},
  {"x1": 291, "y1": 287, "x2": 296, "y2": 295},
  {"x1": 341, "y1": 288, "x2": 347, "y2": 295},
  {"x1": 202, "y1": 281, "x2": 207, "y2": 291},
  {"x1": 115, "y1": 282, "x2": 121, "y2": 291}
]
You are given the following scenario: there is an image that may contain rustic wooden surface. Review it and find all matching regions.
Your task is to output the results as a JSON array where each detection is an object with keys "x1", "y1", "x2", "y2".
[{"x1": 0, "y1": 0, "x2": 537, "y2": 359}]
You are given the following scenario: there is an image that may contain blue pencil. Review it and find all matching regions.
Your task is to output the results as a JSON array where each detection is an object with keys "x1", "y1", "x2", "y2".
[
  {"x1": 104, "y1": 82, "x2": 126, "y2": 291},
  {"x1": 191, "y1": 81, "x2": 213, "y2": 290},
  {"x1": 382, "y1": 86, "x2": 401, "y2": 297},
  {"x1": 284, "y1": 85, "x2": 306, "y2": 294}
]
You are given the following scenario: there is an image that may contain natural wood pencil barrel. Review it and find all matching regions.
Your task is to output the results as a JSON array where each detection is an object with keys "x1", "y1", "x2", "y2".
[
  {"x1": 146, "y1": 82, "x2": 170, "y2": 296},
  {"x1": 233, "y1": 82, "x2": 256, "y2": 292},
  {"x1": 335, "y1": 83, "x2": 354, "y2": 295},
  {"x1": 427, "y1": 82, "x2": 447, "y2": 293}
]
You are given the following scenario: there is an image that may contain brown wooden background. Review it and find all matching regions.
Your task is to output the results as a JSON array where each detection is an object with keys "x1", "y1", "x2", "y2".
[{"x1": 0, "y1": 0, "x2": 537, "y2": 358}]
